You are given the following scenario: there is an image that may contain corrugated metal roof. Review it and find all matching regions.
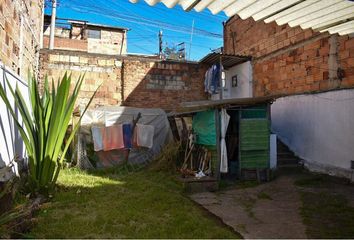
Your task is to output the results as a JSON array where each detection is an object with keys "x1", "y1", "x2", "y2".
[
  {"x1": 129, "y1": 0, "x2": 354, "y2": 35},
  {"x1": 199, "y1": 52, "x2": 250, "y2": 69},
  {"x1": 169, "y1": 95, "x2": 281, "y2": 115}
]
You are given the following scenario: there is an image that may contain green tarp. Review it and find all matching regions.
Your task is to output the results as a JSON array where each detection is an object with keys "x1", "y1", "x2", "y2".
[{"x1": 192, "y1": 110, "x2": 216, "y2": 146}]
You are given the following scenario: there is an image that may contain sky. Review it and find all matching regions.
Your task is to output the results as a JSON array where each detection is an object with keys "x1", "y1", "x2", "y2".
[{"x1": 45, "y1": 0, "x2": 228, "y2": 61}]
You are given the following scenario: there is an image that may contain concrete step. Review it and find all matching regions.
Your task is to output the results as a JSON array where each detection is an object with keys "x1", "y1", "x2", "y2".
[{"x1": 276, "y1": 139, "x2": 302, "y2": 167}]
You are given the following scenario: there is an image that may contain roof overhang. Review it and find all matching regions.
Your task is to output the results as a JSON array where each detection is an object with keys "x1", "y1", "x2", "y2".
[
  {"x1": 199, "y1": 52, "x2": 251, "y2": 69},
  {"x1": 167, "y1": 95, "x2": 282, "y2": 116},
  {"x1": 129, "y1": 0, "x2": 354, "y2": 36}
]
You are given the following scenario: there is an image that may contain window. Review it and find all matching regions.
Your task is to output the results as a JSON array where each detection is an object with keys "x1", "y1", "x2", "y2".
[{"x1": 87, "y1": 29, "x2": 101, "y2": 39}]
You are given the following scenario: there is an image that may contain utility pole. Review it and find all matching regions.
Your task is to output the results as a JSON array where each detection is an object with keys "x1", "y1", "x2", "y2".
[
  {"x1": 158, "y1": 30, "x2": 163, "y2": 59},
  {"x1": 189, "y1": 19, "x2": 194, "y2": 60},
  {"x1": 49, "y1": 0, "x2": 57, "y2": 50}
]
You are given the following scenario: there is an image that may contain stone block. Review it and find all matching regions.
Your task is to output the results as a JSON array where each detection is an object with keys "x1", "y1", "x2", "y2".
[
  {"x1": 49, "y1": 54, "x2": 60, "y2": 62},
  {"x1": 98, "y1": 59, "x2": 107, "y2": 66},
  {"x1": 70, "y1": 56, "x2": 80, "y2": 63},
  {"x1": 79, "y1": 57, "x2": 88, "y2": 64},
  {"x1": 59, "y1": 55, "x2": 70, "y2": 62},
  {"x1": 115, "y1": 60, "x2": 122, "y2": 67}
]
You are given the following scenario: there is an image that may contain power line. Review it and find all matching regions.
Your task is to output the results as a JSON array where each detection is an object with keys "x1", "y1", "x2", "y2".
[{"x1": 59, "y1": 1, "x2": 223, "y2": 39}]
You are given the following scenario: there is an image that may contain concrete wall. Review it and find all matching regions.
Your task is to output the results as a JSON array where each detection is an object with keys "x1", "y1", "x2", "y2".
[
  {"x1": 0, "y1": 63, "x2": 28, "y2": 172},
  {"x1": 271, "y1": 89, "x2": 354, "y2": 179},
  {"x1": 39, "y1": 49, "x2": 207, "y2": 111},
  {"x1": 0, "y1": 0, "x2": 44, "y2": 80},
  {"x1": 224, "y1": 16, "x2": 354, "y2": 97},
  {"x1": 224, "y1": 61, "x2": 253, "y2": 99}
]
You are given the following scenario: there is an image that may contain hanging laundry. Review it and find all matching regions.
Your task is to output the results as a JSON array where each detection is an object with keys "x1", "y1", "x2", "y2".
[
  {"x1": 211, "y1": 64, "x2": 220, "y2": 94},
  {"x1": 123, "y1": 123, "x2": 133, "y2": 149},
  {"x1": 204, "y1": 63, "x2": 222, "y2": 94},
  {"x1": 220, "y1": 108, "x2": 230, "y2": 173},
  {"x1": 135, "y1": 124, "x2": 154, "y2": 149},
  {"x1": 103, "y1": 124, "x2": 124, "y2": 151},
  {"x1": 91, "y1": 126, "x2": 104, "y2": 151}
]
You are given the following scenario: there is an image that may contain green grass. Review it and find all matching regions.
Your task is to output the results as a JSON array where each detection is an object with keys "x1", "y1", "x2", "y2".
[
  {"x1": 300, "y1": 191, "x2": 354, "y2": 238},
  {"x1": 28, "y1": 167, "x2": 240, "y2": 238}
]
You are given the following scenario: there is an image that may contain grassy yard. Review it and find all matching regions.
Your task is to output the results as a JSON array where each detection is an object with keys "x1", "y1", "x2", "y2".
[
  {"x1": 28, "y1": 167, "x2": 240, "y2": 238},
  {"x1": 295, "y1": 173, "x2": 354, "y2": 239}
]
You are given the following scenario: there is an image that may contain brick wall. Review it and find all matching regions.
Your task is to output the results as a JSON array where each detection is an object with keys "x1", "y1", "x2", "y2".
[
  {"x1": 39, "y1": 50, "x2": 207, "y2": 110},
  {"x1": 88, "y1": 29, "x2": 127, "y2": 55},
  {"x1": 0, "y1": 0, "x2": 43, "y2": 79},
  {"x1": 39, "y1": 50, "x2": 122, "y2": 108},
  {"x1": 224, "y1": 16, "x2": 354, "y2": 97},
  {"x1": 43, "y1": 36, "x2": 88, "y2": 52},
  {"x1": 43, "y1": 23, "x2": 127, "y2": 55},
  {"x1": 123, "y1": 60, "x2": 208, "y2": 110}
]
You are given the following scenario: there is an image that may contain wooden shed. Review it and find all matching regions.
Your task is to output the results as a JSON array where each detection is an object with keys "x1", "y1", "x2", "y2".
[{"x1": 168, "y1": 95, "x2": 280, "y2": 192}]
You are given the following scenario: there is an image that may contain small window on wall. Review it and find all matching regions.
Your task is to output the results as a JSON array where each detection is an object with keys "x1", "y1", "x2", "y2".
[
  {"x1": 232, "y1": 75, "x2": 238, "y2": 87},
  {"x1": 87, "y1": 29, "x2": 101, "y2": 39}
]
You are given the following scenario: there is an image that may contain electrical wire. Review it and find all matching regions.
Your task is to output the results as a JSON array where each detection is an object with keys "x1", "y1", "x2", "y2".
[{"x1": 59, "y1": 1, "x2": 223, "y2": 39}]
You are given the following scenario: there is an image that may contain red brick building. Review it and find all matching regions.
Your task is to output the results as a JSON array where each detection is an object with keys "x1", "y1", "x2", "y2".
[{"x1": 223, "y1": 16, "x2": 354, "y2": 97}]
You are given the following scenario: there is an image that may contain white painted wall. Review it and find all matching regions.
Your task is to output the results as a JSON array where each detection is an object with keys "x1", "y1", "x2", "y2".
[
  {"x1": 0, "y1": 63, "x2": 28, "y2": 174},
  {"x1": 271, "y1": 89, "x2": 354, "y2": 179},
  {"x1": 210, "y1": 61, "x2": 253, "y2": 100},
  {"x1": 224, "y1": 61, "x2": 253, "y2": 99}
]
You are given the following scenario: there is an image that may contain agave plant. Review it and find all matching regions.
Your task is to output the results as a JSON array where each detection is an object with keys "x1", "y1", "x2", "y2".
[{"x1": 0, "y1": 73, "x2": 97, "y2": 195}]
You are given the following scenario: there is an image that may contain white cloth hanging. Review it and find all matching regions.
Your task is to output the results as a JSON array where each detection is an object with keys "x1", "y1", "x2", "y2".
[
  {"x1": 91, "y1": 126, "x2": 104, "y2": 151},
  {"x1": 220, "y1": 108, "x2": 230, "y2": 173},
  {"x1": 136, "y1": 124, "x2": 155, "y2": 149}
]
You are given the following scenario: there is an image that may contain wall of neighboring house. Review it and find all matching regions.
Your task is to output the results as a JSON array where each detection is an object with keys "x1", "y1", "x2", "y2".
[
  {"x1": 0, "y1": 0, "x2": 44, "y2": 80},
  {"x1": 87, "y1": 27, "x2": 127, "y2": 55},
  {"x1": 224, "y1": 16, "x2": 354, "y2": 96},
  {"x1": 43, "y1": 23, "x2": 127, "y2": 55},
  {"x1": 39, "y1": 49, "x2": 207, "y2": 111},
  {"x1": 224, "y1": 16, "x2": 354, "y2": 178}
]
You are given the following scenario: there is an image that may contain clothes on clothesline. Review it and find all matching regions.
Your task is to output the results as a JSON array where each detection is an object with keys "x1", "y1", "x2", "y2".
[
  {"x1": 135, "y1": 124, "x2": 154, "y2": 149},
  {"x1": 91, "y1": 126, "x2": 104, "y2": 151},
  {"x1": 123, "y1": 123, "x2": 132, "y2": 149},
  {"x1": 204, "y1": 63, "x2": 223, "y2": 94},
  {"x1": 103, "y1": 125, "x2": 124, "y2": 151},
  {"x1": 91, "y1": 123, "x2": 155, "y2": 151}
]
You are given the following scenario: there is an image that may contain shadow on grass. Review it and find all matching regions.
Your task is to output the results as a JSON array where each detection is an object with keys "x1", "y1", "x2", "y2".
[
  {"x1": 301, "y1": 191, "x2": 354, "y2": 238},
  {"x1": 27, "y1": 167, "x2": 240, "y2": 239}
]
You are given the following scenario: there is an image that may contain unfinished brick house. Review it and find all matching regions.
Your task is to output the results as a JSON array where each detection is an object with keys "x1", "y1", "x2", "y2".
[{"x1": 42, "y1": 15, "x2": 128, "y2": 55}]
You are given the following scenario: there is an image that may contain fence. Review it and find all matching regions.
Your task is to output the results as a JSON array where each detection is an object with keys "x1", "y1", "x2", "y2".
[{"x1": 0, "y1": 62, "x2": 29, "y2": 176}]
